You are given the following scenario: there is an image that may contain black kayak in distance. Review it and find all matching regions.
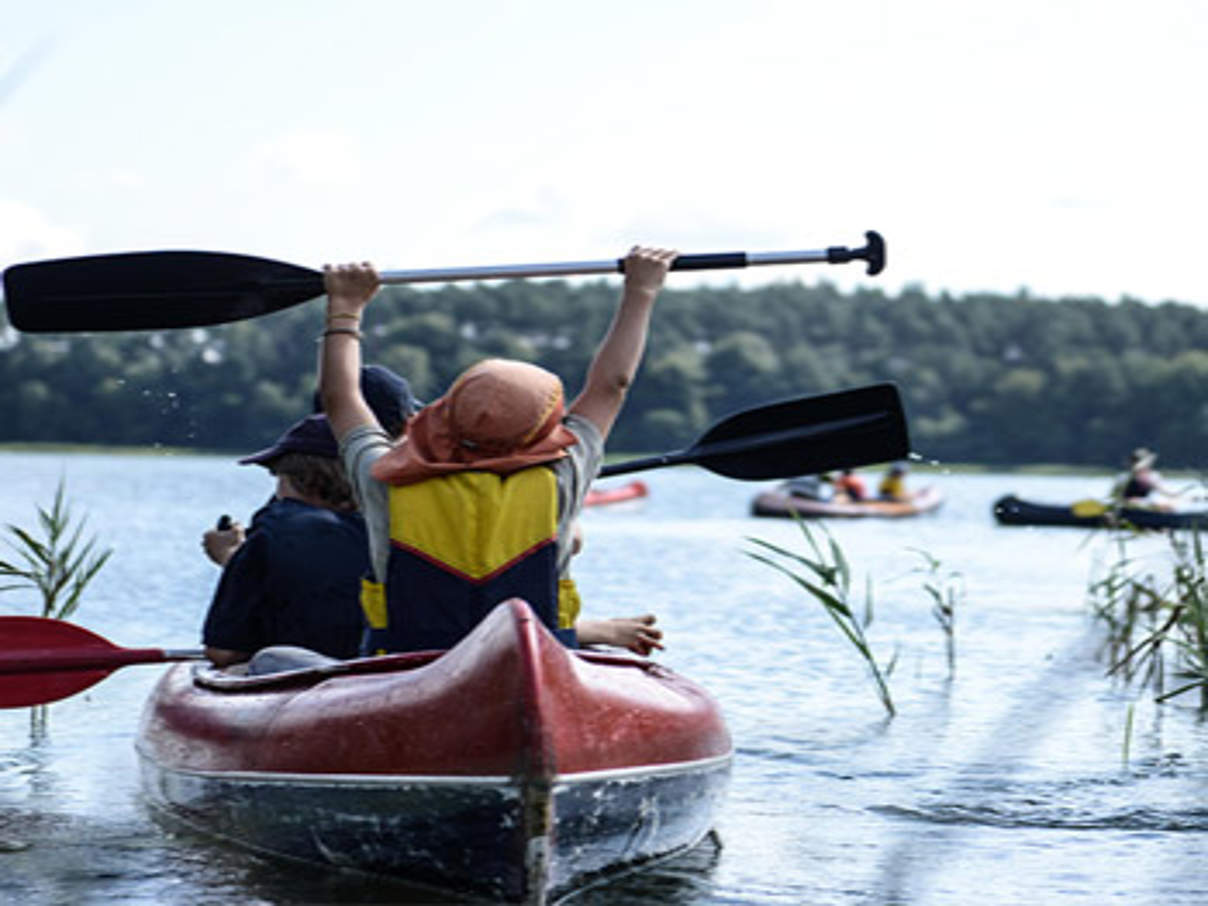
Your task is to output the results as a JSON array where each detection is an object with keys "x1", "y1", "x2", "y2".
[{"x1": 993, "y1": 494, "x2": 1208, "y2": 530}]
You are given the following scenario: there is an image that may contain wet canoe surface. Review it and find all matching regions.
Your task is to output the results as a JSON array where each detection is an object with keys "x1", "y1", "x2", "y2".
[{"x1": 135, "y1": 599, "x2": 732, "y2": 904}]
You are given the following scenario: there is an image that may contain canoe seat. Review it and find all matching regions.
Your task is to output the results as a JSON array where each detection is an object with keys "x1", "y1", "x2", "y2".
[{"x1": 247, "y1": 645, "x2": 341, "y2": 676}]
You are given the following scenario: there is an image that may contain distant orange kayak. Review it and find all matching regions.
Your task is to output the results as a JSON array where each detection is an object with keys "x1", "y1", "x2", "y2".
[
  {"x1": 584, "y1": 479, "x2": 649, "y2": 507},
  {"x1": 751, "y1": 484, "x2": 944, "y2": 519}
]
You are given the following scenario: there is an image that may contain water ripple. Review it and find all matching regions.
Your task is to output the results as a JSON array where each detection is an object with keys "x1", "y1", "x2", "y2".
[
  {"x1": 875, "y1": 765, "x2": 1208, "y2": 832},
  {"x1": 876, "y1": 800, "x2": 1208, "y2": 832}
]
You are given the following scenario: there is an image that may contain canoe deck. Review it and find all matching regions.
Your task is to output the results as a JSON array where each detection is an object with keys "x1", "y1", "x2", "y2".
[
  {"x1": 136, "y1": 598, "x2": 731, "y2": 904},
  {"x1": 751, "y1": 484, "x2": 944, "y2": 519}
]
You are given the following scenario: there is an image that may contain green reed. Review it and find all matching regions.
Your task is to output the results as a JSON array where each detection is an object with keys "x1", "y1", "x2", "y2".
[
  {"x1": 0, "y1": 477, "x2": 112, "y2": 621},
  {"x1": 747, "y1": 521, "x2": 896, "y2": 717},
  {"x1": 1161, "y1": 530, "x2": 1208, "y2": 706},
  {"x1": 0, "y1": 478, "x2": 113, "y2": 734},
  {"x1": 1122, "y1": 701, "x2": 1136, "y2": 768},
  {"x1": 1088, "y1": 527, "x2": 1208, "y2": 709},
  {"x1": 907, "y1": 547, "x2": 963, "y2": 677}
]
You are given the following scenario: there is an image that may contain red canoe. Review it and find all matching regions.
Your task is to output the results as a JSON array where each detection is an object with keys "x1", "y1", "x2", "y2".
[
  {"x1": 751, "y1": 484, "x2": 944, "y2": 519},
  {"x1": 583, "y1": 479, "x2": 649, "y2": 507},
  {"x1": 135, "y1": 598, "x2": 731, "y2": 904}
]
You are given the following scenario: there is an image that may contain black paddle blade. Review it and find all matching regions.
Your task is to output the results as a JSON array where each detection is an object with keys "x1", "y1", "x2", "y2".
[
  {"x1": 692, "y1": 383, "x2": 909, "y2": 480},
  {"x1": 3, "y1": 250, "x2": 325, "y2": 332},
  {"x1": 598, "y1": 383, "x2": 910, "y2": 480}
]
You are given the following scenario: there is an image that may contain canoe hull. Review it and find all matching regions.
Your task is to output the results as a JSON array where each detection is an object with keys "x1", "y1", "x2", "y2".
[
  {"x1": 138, "y1": 752, "x2": 730, "y2": 901},
  {"x1": 751, "y1": 484, "x2": 944, "y2": 519},
  {"x1": 993, "y1": 494, "x2": 1208, "y2": 530},
  {"x1": 135, "y1": 599, "x2": 731, "y2": 903}
]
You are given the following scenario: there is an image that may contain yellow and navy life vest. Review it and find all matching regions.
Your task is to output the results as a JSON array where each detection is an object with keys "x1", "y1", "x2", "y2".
[
  {"x1": 360, "y1": 466, "x2": 580, "y2": 653},
  {"x1": 879, "y1": 473, "x2": 905, "y2": 500}
]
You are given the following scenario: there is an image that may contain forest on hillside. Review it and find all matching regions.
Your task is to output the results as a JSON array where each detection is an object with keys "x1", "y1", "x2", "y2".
[{"x1": 2, "y1": 278, "x2": 1207, "y2": 468}]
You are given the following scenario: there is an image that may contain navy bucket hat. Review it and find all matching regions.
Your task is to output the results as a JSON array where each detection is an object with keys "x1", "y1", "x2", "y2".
[
  {"x1": 239, "y1": 414, "x2": 337, "y2": 465},
  {"x1": 242, "y1": 365, "x2": 422, "y2": 467},
  {"x1": 312, "y1": 364, "x2": 423, "y2": 436}
]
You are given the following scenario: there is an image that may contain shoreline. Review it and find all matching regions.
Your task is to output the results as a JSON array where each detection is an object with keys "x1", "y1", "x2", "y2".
[{"x1": 0, "y1": 443, "x2": 1190, "y2": 478}]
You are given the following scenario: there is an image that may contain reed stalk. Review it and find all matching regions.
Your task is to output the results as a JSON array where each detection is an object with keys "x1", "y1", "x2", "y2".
[
  {"x1": 0, "y1": 477, "x2": 112, "y2": 621},
  {"x1": 747, "y1": 521, "x2": 895, "y2": 717},
  {"x1": 0, "y1": 478, "x2": 113, "y2": 731},
  {"x1": 1088, "y1": 527, "x2": 1208, "y2": 709},
  {"x1": 907, "y1": 547, "x2": 963, "y2": 676},
  {"x1": 1122, "y1": 702, "x2": 1135, "y2": 768}
]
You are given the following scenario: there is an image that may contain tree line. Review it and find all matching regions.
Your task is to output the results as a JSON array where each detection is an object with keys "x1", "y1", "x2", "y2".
[{"x1": 2, "y1": 278, "x2": 1207, "y2": 468}]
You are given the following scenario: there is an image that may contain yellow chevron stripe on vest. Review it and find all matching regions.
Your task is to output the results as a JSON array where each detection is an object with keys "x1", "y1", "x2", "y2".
[
  {"x1": 557, "y1": 576, "x2": 582, "y2": 630},
  {"x1": 389, "y1": 468, "x2": 557, "y2": 582},
  {"x1": 361, "y1": 577, "x2": 387, "y2": 629}
]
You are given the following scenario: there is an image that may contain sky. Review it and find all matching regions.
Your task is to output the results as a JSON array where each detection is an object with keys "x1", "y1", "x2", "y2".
[{"x1": 2, "y1": 0, "x2": 1207, "y2": 305}]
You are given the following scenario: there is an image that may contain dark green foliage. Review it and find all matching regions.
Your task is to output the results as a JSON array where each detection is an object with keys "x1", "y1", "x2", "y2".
[{"x1": 2, "y1": 279, "x2": 1207, "y2": 465}]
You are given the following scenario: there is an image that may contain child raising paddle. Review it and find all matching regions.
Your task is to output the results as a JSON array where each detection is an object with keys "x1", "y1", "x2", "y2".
[{"x1": 318, "y1": 246, "x2": 676, "y2": 656}]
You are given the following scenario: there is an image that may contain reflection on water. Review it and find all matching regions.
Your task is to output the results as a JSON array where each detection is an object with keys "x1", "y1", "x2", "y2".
[
  {"x1": 572, "y1": 835, "x2": 724, "y2": 905},
  {"x1": 3, "y1": 454, "x2": 1208, "y2": 904}
]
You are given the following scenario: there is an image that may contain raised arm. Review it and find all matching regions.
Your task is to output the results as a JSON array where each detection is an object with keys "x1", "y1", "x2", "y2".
[
  {"x1": 568, "y1": 246, "x2": 676, "y2": 440},
  {"x1": 318, "y1": 263, "x2": 381, "y2": 442}
]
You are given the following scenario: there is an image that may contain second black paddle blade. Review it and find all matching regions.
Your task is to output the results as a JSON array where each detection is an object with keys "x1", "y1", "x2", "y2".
[
  {"x1": 3, "y1": 250, "x2": 325, "y2": 332},
  {"x1": 695, "y1": 383, "x2": 910, "y2": 480}
]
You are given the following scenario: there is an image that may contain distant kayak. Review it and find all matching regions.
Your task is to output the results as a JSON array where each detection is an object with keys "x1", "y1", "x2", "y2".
[
  {"x1": 993, "y1": 494, "x2": 1208, "y2": 529},
  {"x1": 584, "y1": 479, "x2": 649, "y2": 507},
  {"x1": 751, "y1": 484, "x2": 944, "y2": 519}
]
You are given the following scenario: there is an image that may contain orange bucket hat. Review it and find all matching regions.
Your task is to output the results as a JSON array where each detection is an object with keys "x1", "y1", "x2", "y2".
[{"x1": 370, "y1": 358, "x2": 578, "y2": 486}]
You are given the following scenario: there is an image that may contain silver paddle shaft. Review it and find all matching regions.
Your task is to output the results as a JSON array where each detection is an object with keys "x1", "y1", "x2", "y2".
[{"x1": 378, "y1": 249, "x2": 834, "y2": 285}]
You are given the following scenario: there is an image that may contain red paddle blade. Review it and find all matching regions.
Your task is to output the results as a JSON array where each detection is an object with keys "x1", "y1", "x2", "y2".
[
  {"x1": 0, "y1": 666, "x2": 112, "y2": 708},
  {"x1": 0, "y1": 617, "x2": 200, "y2": 708}
]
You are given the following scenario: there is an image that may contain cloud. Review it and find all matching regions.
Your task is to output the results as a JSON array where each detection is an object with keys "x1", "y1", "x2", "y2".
[
  {"x1": 0, "y1": 199, "x2": 86, "y2": 268},
  {"x1": 0, "y1": 37, "x2": 53, "y2": 107},
  {"x1": 244, "y1": 131, "x2": 365, "y2": 190}
]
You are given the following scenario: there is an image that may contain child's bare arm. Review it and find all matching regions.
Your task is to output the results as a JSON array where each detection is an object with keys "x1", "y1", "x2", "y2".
[
  {"x1": 318, "y1": 263, "x2": 381, "y2": 441},
  {"x1": 568, "y1": 246, "x2": 676, "y2": 440}
]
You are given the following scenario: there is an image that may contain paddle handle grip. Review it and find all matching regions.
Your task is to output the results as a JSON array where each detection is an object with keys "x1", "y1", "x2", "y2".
[
  {"x1": 664, "y1": 252, "x2": 750, "y2": 271},
  {"x1": 378, "y1": 232, "x2": 884, "y2": 284}
]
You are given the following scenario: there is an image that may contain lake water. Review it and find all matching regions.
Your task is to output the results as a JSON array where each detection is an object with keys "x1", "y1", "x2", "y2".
[{"x1": 2, "y1": 451, "x2": 1207, "y2": 905}]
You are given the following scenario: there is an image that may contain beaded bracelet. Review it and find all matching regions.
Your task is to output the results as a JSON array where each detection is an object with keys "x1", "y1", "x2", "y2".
[{"x1": 318, "y1": 327, "x2": 363, "y2": 342}]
